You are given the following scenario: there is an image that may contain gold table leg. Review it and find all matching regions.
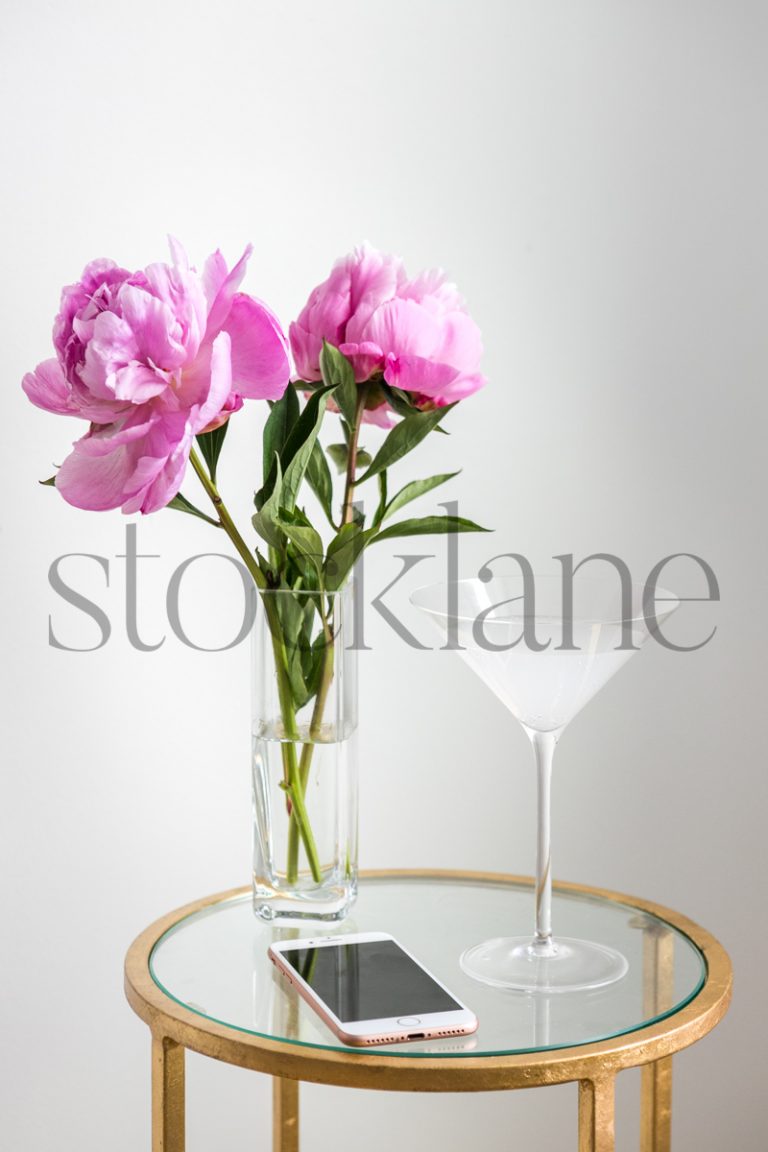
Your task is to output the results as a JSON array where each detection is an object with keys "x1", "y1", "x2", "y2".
[
  {"x1": 579, "y1": 1077, "x2": 616, "y2": 1152},
  {"x1": 273, "y1": 1077, "x2": 299, "y2": 1152},
  {"x1": 640, "y1": 926, "x2": 675, "y2": 1151},
  {"x1": 151, "y1": 1035, "x2": 185, "y2": 1152},
  {"x1": 641, "y1": 1057, "x2": 673, "y2": 1152}
]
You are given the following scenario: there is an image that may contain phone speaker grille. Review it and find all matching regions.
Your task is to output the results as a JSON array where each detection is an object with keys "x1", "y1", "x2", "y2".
[{"x1": 361, "y1": 1029, "x2": 465, "y2": 1045}]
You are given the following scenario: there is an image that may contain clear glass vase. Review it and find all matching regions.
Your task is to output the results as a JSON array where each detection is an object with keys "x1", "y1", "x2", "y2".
[{"x1": 251, "y1": 582, "x2": 358, "y2": 922}]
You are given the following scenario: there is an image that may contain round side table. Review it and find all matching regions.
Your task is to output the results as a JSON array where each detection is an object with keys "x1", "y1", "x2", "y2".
[{"x1": 124, "y1": 871, "x2": 732, "y2": 1152}]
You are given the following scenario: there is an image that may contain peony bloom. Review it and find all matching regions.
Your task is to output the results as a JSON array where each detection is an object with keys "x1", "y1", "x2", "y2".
[
  {"x1": 289, "y1": 244, "x2": 485, "y2": 424},
  {"x1": 23, "y1": 240, "x2": 290, "y2": 513}
]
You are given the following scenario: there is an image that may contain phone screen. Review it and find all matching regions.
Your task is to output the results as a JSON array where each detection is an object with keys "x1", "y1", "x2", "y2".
[{"x1": 280, "y1": 939, "x2": 462, "y2": 1022}]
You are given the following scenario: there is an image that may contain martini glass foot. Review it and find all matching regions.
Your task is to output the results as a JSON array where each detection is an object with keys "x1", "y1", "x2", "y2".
[{"x1": 460, "y1": 935, "x2": 629, "y2": 993}]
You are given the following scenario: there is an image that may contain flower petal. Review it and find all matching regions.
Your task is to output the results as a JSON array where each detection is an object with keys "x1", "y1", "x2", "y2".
[
  {"x1": 56, "y1": 437, "x2": 138, "y2": 511},
  {"x1": 202, "y1": 250, "x2": 228, "y2": 310},
  {"x1": 194, "y1": 330, "x2": 233, "y2": 430},
  {"x1": 338, "y1": 244, "x2": 403, "y2": 343},
  {"x1": 338, "y1": 340, "x2": 385, "y2": 383},
  {"x1": 384, "y1": 354, "x2": 486, "y2": 404},
  {"x1": 434, "y1": 371, "x2": 486, "y2": 403},
  {"x1": 144, "y1": 246, "x2": 208, "y2": 360},
  {"x1": 22, "y1": 359, "x2": 79, "y2": 416},
  {"x1": 397, "y1": 268, "x2": 455, "y2": 305},
  {"x1": 436, "y1": 311, "x2": 484, "y2": 375},
  {"x1": 118, "y1": 284, "x2": 187, "y2": 370},
  {"x1": 74, "y1": 409, "x2": 157, "y2": 457},
  {"x1": 112, "y1": 362, "x2": 168, "y2": 403},
  {"x1": 223, "y1": 294, "x2": 290, "y2": 400},
  {"x1": 123, "y1": 416, "x2": 192, "y2": 514},
  {"x1": 288, "y1": 317, "x2": 323, "y2": 382},
  {"x1": 361, "y1": 297, "x2": 443, "y2": 360},
  {"x1": 131, "y1": 451, "x2": 189, "y2": 514},
  {"x1": 383, "y1": 353, "x2": 459, "y2": 397},
  {"x1": 121, "y1": 452, "x2": 180, "y2": 514},
  {"x1": 167, "y1": 235, "x2": 190, "y2": 272},
  {"x1": 204, "y1": 245, "x2": 252, "y2": 337},
  {"x1": 361, "y1": 401, "x2": 396, "y2": 428},
  {"x1": 198, "y1": 392, "x2": 244, "y2": 434}
]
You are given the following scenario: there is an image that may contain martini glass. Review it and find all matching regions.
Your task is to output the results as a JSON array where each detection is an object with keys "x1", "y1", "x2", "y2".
[{"x1": 411, "y1": 575, "x2": 678, "y2": 993}]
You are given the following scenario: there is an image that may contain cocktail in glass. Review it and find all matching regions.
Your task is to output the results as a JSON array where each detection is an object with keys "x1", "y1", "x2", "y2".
[{"x1": 411, "y1": 575, "x2": 678, "y2": 992}]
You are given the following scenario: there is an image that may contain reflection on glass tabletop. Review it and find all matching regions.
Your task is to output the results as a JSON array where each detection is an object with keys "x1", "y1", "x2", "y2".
[{"x1": 149, "y1": 875, "x2": 705, "y2": 1059}]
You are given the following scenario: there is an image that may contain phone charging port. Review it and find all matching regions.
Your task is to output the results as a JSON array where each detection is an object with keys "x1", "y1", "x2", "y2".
[{"x1": 408, "y1": 1032, "x2": 426, "y2": 1040}]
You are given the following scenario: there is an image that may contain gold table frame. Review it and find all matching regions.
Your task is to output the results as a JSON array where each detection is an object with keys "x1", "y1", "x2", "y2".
[{"x1": 124, "y1": 871, "x2": 732, "y2": 1152}]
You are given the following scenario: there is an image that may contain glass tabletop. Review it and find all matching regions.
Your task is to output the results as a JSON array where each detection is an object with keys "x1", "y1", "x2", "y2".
[{"x1": 149, "y1": 875, "x2": 706, "y2": 1059}]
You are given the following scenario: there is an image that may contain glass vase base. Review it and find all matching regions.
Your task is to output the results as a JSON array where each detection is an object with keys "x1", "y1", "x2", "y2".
[
  {"x1": 252, "y1": 879, "x2": 357, "y2": 924},
  {"x1": 460, "y1": 935, "x2": 629, "y2": 993}
]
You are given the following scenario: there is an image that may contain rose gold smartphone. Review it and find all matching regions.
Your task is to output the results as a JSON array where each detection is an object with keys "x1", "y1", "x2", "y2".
[{"x1": 268, "y1": 931, "x2": 478, "y2": 1046}]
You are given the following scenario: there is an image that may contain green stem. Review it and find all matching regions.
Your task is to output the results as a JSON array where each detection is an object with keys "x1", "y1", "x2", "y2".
[
  {"x1": 189, "y1": 449, "x2": 266, "y2": 589},
  {"x1": 188, "y1": 447, "x2": 323, "y2": 883},
  {"x1": 286, "y1": 609, "x2": 336, "y2": 880},
  {"x1": 341, "y1": 386, "x2": 368, "y2": 527},
  {"x1": 373, "y1": 469, "x2": 388, "y2": 527},
  {"x1": 284, "y1": 385, "x2": 363, "y2": 880}
]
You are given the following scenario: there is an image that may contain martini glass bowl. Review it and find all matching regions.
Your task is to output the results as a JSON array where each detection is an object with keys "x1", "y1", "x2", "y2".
[{"x1": 411, "y1": 575, "x2": 678, "y2": 993}]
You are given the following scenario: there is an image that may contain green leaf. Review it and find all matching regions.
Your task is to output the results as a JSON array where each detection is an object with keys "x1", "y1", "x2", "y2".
[
  {"x1": 165, "y1": 491, "x2": 220, "y2": 527},
  {"x1": 255, "y1": 386, "x2": 333, "y2": 512},
  {"x1": 278, "y1": 519, "x2": 325, "y2": 582},
  {"x1": 281, "y1": 387, "x2": 334, "y2": 512},
  {"x1": 379, "y1": 383, "x2": 420, "y2": 418},
  {"x1": 262, "y1": 384, "x2": 300, "y2": 486},
  {"x1": 373, "y1": 469, "x2": 388, "y2": 526},
  {"x1": 320, "y1": 342, "x2": 358, "y2": 427},
  {"x1": 195, "y1": 421, "x2": 229, "y2": 485},
  {"x1": 305, "y1": 440, "x2": 335, "y2": 526},
  {"x1": 379, "y1": 385, "x2": 450, "y2": 435},
  {"x1": 372, "y1": 514, "x2": 491, "y2": 544},
  {"x1": 254, "y1": 548, "x2": 275, "y2": 584},
  {"x1": 273, "y1": 586, "x2": 305, "y2": 648},
  {"x1": 270, "y1": 589, "x2": 327, "y2": 709},
  {"x1": 286, "y1": 654, "x2": 310, "y2": 709},
  {"x1": 356, "y1": 404, "x2": 456, "y2": 484},
  {"x1": 252, "y1": 456, "x2": 286, "y2": 551},
  {"x1": 324, "y1": 523, "x2": 373, "y2": 591},
  {"x1": 274, "y1": 593, "x2": 311, "y2": 707},
  {"x1": 326, "y1": 443, "x2": 347, "y2": 473},
  {"x1": 40, "y1": 475, "x2": 56, "y2": 487},
  {"x1": 326, "y1": 443, "x2": 371, "y2": 475},
  {"x1": 382, "y1": 472, "x2": 459, "y2": 521},
  {"x1": 301, "y1": 632, "x2": 327, "y2": 701}
]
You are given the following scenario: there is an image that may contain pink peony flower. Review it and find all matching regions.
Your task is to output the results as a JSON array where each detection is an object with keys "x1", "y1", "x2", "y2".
[
  {"x1": 23, "y1": 239, "x2": 290, "y2": 513},
  {"x1": 289, "y1": 244, "x2": 485, "y2": 424}
]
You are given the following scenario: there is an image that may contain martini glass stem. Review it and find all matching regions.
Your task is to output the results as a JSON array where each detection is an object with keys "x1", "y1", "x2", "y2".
[{"x1": 529, "y1": 728, "x2": 560, "y2": 956}]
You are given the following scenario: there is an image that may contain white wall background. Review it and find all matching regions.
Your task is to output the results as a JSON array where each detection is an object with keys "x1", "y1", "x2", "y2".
[{"x1": 1, "y1": 1, "x2": 765, "y2": 1148}]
